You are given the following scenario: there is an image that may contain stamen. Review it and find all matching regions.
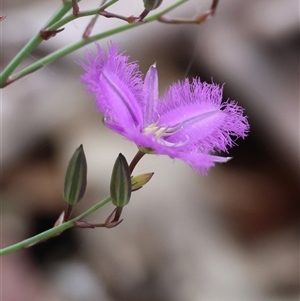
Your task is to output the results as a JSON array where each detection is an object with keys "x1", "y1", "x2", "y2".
[
  {"x1": 162, "y1": 121, "x2": 184, "y2": 137},
  {"x1": 143, "y1": 122, "x2": 189, "y2": 148},
  {"x1": 157, "y1": 136, "x2": 189, "y2": 148}
]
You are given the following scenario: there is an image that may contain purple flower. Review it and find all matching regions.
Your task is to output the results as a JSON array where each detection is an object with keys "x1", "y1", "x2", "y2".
[{"x1": 80, "y1": 43, "x2": 249, "y2": 174}]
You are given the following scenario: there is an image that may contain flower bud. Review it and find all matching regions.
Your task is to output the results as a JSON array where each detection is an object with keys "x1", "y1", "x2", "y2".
[
  {"x1": 63, "y1": 144, "x2": 87, "y2": 205},
  {"x1": 110, "y1": 153, "x2": 131, "y2": 207},
  {"x1": 131, "y1": 172, "x2": 154, "y2": 191},
  {"x1": 143, "y1": 0, "x2": 163, "y2": 11}
]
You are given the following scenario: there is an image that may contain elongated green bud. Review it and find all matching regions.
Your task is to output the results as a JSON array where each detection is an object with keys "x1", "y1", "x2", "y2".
[
  {"x1": 143, "y1": 0, "x2": 163, "y2": 11},
  {"x1": 110, "y1": 154, "x2": 132, "y2": 207},
  {"x1": 131, "y1": 172, "x2": 154, "y2": 191},
  {"x1": 63, "y1": 144, "x2": 87, "y2": 205}
]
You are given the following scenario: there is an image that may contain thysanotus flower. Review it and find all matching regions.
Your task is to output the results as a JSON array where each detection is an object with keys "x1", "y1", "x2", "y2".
[{"x1": 80, "y1": 43, "x2": 249, "y2": 174}]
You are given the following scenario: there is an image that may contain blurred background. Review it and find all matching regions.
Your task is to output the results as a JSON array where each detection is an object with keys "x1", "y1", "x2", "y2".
[{"x1": 1, "y1": 0, "x2": 299, "y2": 300}]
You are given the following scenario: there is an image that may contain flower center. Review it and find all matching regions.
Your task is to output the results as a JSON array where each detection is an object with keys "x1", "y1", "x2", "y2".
[{"x1": 143, "y1": 122, "x2": 188, "y2": 148}]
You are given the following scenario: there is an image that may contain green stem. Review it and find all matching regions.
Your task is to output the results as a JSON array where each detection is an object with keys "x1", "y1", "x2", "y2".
[
  {"x1": 0, "y1": 196, "x2": 111, "y2": 256},
  {"x1": 46, "y1": 0, "x2": 119, "y2": 32},
  {"x1": 2, "y1": 0, "x2": 187, "y2": 87},
  {"x1": 0, "y1": 1, "x2": 75, "y2": 87},
  {"x1": 9, "y1": 22, "x2": 141, "y2": 82}
]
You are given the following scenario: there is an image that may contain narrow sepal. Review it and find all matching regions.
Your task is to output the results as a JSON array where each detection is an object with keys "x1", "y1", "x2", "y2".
[{"x1": 63, "y1": 145, "x2": 87, "y2": 205}]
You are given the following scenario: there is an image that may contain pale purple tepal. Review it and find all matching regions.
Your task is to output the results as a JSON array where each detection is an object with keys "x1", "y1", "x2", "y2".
[{"x1": 80, "y1": 43, "x2": 249, "y2": 174}]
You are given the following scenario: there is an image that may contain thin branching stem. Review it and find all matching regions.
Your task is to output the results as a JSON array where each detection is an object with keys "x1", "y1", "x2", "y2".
[
  {"x1": 0, "y1": 196, "x2": 111, "y2": 256},
  {"x1": 0, "y1": 1, "x2": 75, "y2": 86},
  {"x1": 129, "y1": 150, "x2": 146, "y2": 174},
  {"x1": 0, "y1": 0, "x2": 187, "y2": 87}
]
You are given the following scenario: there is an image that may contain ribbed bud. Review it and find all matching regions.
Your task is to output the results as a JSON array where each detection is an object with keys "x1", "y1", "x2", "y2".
[
  {"x1": 63, "y1": 144, "x2": 87, "y2": 205},
  {"x1": 110, "y1": 153, "x2": 131, "y2": 207},
  {"x1": 143, "y1": 0, "x2": 163, "y2": 11},
  {"x1": 131, "y1": 172, "x2": 154, "y2": 191}
]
